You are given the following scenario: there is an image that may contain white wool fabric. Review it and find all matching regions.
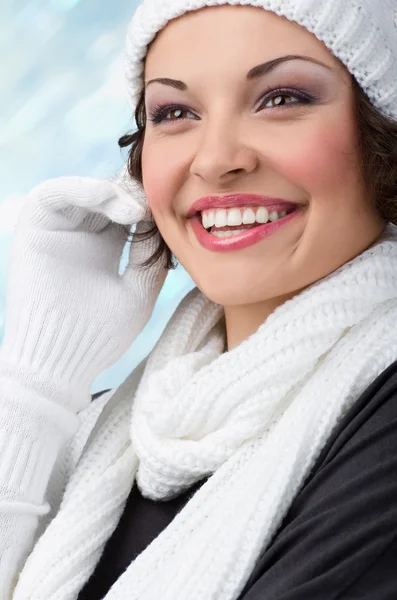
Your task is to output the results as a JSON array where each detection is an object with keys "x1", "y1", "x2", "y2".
[
  {"x1": 123, "y1": 0, "x2": 397, "y2": 121},
  {"x1": 13, "y1": 222, "x2": 397, "y2": 600}
]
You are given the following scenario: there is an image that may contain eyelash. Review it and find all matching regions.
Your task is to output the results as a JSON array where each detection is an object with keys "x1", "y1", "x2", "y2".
[{"x1": 148, "y1": 87, "x2": 317, "y2": 125}]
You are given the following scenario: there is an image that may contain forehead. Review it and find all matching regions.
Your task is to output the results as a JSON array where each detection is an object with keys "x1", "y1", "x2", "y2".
[{"x1": 144, "y1": 5, "x2": 339, "y2": 76}]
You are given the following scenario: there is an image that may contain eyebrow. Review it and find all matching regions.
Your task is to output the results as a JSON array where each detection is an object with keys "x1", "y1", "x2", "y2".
[{"x1": 145, "y1": 54, "x2": 333, "y2": 91}]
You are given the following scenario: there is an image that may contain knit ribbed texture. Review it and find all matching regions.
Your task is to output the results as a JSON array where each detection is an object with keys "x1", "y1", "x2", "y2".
[
  {"x1": 12, "y1": 222, "x2": 397, "y2": 600},
  {"x1": 0, "y1": 379, "x2": 80, "y2": 600},
  {"x1": 0, "y1": 175, "x2": 168, "y2": 597},
  {"x1": 0, "y1": 381, "x2": 78, "y2": 501},
  {"x1": 0, "y1": 176, "x2": 167, "y2": 411},
  {"x1": 124, "y1": 0, "x2": 397, "y2": 120}
]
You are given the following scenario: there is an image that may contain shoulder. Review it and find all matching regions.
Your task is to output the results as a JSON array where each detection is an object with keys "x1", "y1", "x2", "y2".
[
  {"x1": 240, "y1": 359, "x2": 397, "y2": 600},
  {"x1": 316, "y1": 356, "x2": 397, "y2": 469}
]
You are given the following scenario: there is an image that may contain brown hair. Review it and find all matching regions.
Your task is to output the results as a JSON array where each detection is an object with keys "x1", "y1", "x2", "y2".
[{"x1": 118, "y1": 76, "x2": 397, "y2": 270}]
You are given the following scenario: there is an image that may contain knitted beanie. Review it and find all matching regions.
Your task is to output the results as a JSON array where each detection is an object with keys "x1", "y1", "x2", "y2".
[{"x1": 123, "y1": 0, "x2": 397, "y2": 121}]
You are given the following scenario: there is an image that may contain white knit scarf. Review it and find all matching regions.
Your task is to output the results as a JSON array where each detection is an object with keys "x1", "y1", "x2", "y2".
[{"x1": 14, "y1": 223, "x2": 397, "y2": 600}]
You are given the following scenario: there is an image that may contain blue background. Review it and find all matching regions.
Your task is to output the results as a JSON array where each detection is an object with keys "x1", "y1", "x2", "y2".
[{"x1": 0, "y1": 0, "x2": 195, "y2": 394}]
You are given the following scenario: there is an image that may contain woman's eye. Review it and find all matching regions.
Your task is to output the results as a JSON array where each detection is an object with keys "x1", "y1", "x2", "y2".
[
  {"x1": 263, "y1": 94, "x2": 298, "y2": 108},
  {"x1": 258, "y1": 89, "x2": 315, "y2": 111},
  {"x1": 148, "y1": 89, "x2": 315, "y2": 125},
  {"x1": 149, "y1": 105, "x2": 197, "y2": 125}
]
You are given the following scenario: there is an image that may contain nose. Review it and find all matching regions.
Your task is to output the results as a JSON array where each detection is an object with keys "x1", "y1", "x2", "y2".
[{"x1": 189, "y1": 117, "x2": 259, "y2": 186}]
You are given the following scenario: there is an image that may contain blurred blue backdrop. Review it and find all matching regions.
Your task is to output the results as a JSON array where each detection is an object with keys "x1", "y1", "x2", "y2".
[{"x1": 0, "y1": 0, "x2": 195, "y2": 394}]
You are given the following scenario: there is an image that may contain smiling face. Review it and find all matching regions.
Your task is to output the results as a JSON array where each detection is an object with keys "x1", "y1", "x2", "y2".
[{"x1": 141, "y1": 5, "x2": 385, "y2": 342}]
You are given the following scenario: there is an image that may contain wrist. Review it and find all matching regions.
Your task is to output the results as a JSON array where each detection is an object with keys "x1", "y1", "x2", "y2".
[{"x1": 0, "y1": 358, "x2": 92, "y2": 413}]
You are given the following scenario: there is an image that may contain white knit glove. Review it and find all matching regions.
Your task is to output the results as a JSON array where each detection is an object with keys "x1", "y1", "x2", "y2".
[{"x1": 0, "y1": 176, "x2": 168, "y2": 412}]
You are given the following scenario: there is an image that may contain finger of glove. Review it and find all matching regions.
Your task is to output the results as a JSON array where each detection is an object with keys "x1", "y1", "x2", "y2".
[
  {"x1": 123, "y1": 220, "x2": 168, "y2": 306},
  {"x1": 126, "y1": 220, "x2": 160, "y2": 268},
  {"x1": 19, "y1": 176, "x2": 151, "y2": 233},
  {"x1": 10, "y1": 217, "x2": 128, "y2": 278},
  {"x1": 109, "y1": 174, "x2": 153, "y2": 221},
  {"x1": 0, "y1": 225, "x2": 132, "y2": 388}
]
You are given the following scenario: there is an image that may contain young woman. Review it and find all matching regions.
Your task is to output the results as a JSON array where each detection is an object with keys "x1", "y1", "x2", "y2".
[{"x1": 1, "y1": 1, "x2": 397, "y2": 598}]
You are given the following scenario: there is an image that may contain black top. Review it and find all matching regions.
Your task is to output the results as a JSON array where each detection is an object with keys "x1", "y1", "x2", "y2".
[{"x1": 78, "y1": 358, "x2": 397, "y2": 599}]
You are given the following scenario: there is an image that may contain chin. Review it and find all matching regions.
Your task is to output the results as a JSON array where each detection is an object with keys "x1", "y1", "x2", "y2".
[{"x1": 192, "y1": 278, "x2": 266, "y2": 307}]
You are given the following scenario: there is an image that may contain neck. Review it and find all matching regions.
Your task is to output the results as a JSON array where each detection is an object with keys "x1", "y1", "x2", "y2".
[{"x1": 223, "y1": 291, "x2": 301, "y2": 351}]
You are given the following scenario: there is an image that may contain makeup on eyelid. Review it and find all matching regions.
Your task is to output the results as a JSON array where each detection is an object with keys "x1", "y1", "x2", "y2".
[
  {"x1": 145, "y1": 67, "x2": 335, "y2": 123},
  {"x1": 148, "y1": 88, "x2": 321, "y2": 124}
]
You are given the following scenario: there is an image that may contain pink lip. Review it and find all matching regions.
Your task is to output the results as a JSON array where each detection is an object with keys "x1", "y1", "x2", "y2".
[
  {"x1": 186, "y1": 194, "x2": 299, "y2": 218},
  {"x1": 190, "y1": 206, "x2": 303, "y2": 252}
]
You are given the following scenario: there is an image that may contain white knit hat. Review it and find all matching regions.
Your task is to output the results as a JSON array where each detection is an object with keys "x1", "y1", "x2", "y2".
[{"x1": 124, "y1": 0, "x2": 397, "y2": 120}]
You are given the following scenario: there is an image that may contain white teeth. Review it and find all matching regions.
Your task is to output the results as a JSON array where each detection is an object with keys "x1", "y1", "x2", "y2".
[
  {"x1": 201, "y1": 205, "x2": 290, "y2": 229},
  {"x1": 242, "y1": 208, "x2": 256, "y2": 224},
  {"x1": 256, "y1": 206, "x2": 268, "y2": 223},
  {"x1": 214, "y1": 209, "x2": 227, "y2": 228},
  {"x1": 211, "y1": 229, "x2": 249, "y2": 238},
  {"x1": 226, "y1": 208, "x2": 242, "y2": 226},
  {"x1": 269, "y1": 211, "x2": 279, "y2": 222},
  {"x1": 202, "y1": 210, "x2": 214, "y2": 229}
]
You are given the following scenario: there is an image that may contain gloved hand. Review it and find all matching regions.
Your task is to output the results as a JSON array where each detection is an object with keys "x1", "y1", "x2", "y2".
[{"x1": 0, "y1": 176, "x2": 168, "y2": 412}]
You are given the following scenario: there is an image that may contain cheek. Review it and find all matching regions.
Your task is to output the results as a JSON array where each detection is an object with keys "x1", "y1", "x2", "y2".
[
  {"x1": 141, "y1": 146, "x2": 169, "y2": 214},
  {"x1": 269, "y1": 118, "x2": 359, "y2": 201},
  {"x1": 141, "y1": 139, "x2": 186, "y2": 218}
]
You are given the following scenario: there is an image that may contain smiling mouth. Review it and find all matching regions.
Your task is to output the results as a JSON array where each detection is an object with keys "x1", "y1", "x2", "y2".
[
  {"x1": 188, "y1": 204, "x2": 302, "y2": 251},
  {"x1": 195, "y1": 206, "x2": 298, "y2": 233}
]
